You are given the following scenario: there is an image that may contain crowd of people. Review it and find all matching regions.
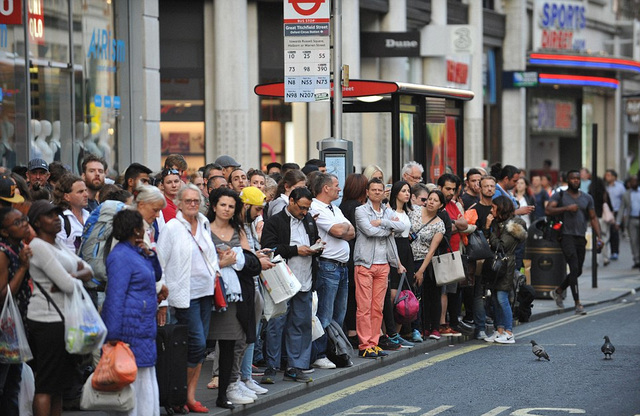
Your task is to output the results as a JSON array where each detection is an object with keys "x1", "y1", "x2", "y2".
[{"x1": 0, "y1": 152, "x2": 633, "y2": 415}]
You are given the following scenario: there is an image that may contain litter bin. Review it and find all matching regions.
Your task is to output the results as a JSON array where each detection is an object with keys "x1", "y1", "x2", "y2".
[{"x1": 524, "y1": 218, "x2": 566, "y2": 299}]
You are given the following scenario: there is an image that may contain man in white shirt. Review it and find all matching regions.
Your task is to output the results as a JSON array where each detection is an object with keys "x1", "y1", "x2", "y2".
[
  {"x1": 309, "y1": 173, "x2": 355, "y2": 369},
  {"x1": 55, "y1": 174, "x2": 90, "y2": 253}
]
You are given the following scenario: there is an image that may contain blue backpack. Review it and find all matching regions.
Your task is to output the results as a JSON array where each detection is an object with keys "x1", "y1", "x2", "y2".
[{"x1": 79, "y1": 200, "x2": 126, "y2": 290}]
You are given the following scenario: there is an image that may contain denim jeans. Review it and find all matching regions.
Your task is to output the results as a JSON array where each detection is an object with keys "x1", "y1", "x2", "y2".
[
  {"x1": 492, "y1": 290, "x2": 513, "y2": 332},
  {"x1": 473, "y1": 279, "x2": 487, "y2": 335},
  {"x1": 174, "y1": 296, "x2": 213, "y2": 367},
  {"x1": 311, "y1": 260, "x2": 349, "y2": 358},
  {"x1": 285, "y1": 290, "x2": 313, "y2": 369}
]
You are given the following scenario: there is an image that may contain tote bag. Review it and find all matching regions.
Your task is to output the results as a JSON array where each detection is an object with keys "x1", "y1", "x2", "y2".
[
  {"x1": 432, "y1": 237, "x2": 466, "y2": 286},
  {"x1": 80, "y1": 374, "x2": 134, "y2": 412}
]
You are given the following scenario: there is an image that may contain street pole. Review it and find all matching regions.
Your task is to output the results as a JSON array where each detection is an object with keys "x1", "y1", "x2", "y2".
[
  {"x1": 333, "y1": 0, "x2": 342, "y2": 139},
  {"x1": 592, "y1": 123, "x2": 598, "y2": 288}
]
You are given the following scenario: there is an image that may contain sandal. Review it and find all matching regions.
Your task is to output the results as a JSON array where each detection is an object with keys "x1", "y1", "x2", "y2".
[
  {"x1": 206, "y1": 376, "x2": 218, "y2": 389},
  {"x1": 186, "y1": 402, "x2": 209, "y2": 413}
]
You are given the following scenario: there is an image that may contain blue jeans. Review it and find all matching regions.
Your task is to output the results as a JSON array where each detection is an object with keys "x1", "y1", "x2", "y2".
[
  {"x1": 473, "y1": 278, "x2": 487, "y2": 335},
  {"x1": 312, "y1": 260, "x2": 349, "y2": 359},
  {"x1": 492, "y1": 290, "x2": 513, "y2": 332},
  {"x1": 265, "y1": 314, "x2": 287, "y2": 369},
  {"x1": 285, "y1": 290, "x2": 313, "y2": 369},
  {"x1": 174, "y1": 296, "x2": 213, "y2": 367}
]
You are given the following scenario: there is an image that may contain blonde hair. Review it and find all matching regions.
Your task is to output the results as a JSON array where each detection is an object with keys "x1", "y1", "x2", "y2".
[{"x1": 362, "y1": 165, "x2": 383, "y2": 181}]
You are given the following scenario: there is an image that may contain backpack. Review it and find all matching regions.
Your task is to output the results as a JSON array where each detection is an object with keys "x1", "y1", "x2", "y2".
[
  {"x1": 515, "y1": 284, "x2": 535, "y2": 322},
  {"x1": 79, "y1": 200, "x2": 126, "y2": 290},
  {"x1": 325, "y1": 320, "x2": 354, "y2": 368}
]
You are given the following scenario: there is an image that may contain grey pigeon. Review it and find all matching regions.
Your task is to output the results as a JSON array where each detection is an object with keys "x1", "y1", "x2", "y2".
[
  {"x1": 530, "y1": 340, "x2": 550, "y2": 361},
  {"x1": 601, "y1": 336, "x2": 615, "y2": 359}
]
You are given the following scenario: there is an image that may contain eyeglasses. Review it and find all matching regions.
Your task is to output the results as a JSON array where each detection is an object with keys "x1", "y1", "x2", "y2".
[
  {"x1": 409, "y1": 175, "x2": 423, "y2": 183},
  {"x1": 183, "y1": 198, "x2": 201, "y2": 206},
  {"x1": 7, "y1": 216, "x2": 29, "y2": 227},
  {"x1": 295, "y1": 202, "x2": 310, "y2": 212},
  {"x1": 161, "y1": 168, "x2": 180, "y2": 178}
]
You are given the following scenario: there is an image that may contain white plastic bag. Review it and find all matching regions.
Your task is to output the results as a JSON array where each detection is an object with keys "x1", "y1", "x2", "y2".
[
  {"x1": 64, "y1": 280, "x2": 107, "y2": 354},
  {"x1": 0, "y1": 289, "x2": 33, "y2": 363},
  {"x1": 260, "y1": 255, "x2": 302, "y2": 303},
  {"x1": 18, "y1": 363, "x2": 35, "y2": 416},
  {"x1": 261, "y1": 281, "x2": 287, "y2": 321},
  {"x1": 311, "y1": 291, "x2": 324, "y2": 341}
]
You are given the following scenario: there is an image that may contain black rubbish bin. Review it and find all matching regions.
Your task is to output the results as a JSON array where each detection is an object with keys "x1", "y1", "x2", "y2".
[{"x1": 524, "y1": 218, "x2": 566, "y2": 299}]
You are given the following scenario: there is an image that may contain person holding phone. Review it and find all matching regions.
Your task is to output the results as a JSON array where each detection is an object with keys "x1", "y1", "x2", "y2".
[{"x1": 261, "y1": 187, "x2": 321, "y2": 383}]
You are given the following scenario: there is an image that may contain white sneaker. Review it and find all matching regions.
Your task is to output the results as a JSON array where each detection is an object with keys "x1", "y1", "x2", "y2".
[
  {"x1": 312, "y1": 357, "x2": 337, "y2": 369},
  {"x1": 236, "y1": 380, "x2": 258, "y2": 399},
  {"x1": 484, "y1": 331, "x2": 499, "y2": 343},
  {"x1": 227, "y1": 383, "x2": 254, "y2": 404},
  {"x1": 495, "y1": 332, "x2": 515, "y2": 344},
  {"x1": 244, "y1": 378, "x2": 268, "y2": 395}
]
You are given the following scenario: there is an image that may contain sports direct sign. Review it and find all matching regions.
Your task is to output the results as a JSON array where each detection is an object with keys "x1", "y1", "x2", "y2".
[{"x1": 533, "y1": 0, "x2": 587, "y2": 52}]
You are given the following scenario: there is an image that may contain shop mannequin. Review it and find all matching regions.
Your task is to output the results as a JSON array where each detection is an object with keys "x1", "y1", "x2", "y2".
[
  {"x1": 84, "y1": 121, "x2": 102, "y2": 157},
  {"x1": 35, "y1": 119, "x2": 54, "y2": 164},
  {"x1": 30, "y1": 119, "x2": 42, "y2": 159},
  {"x1": 49, "y1": 120, "x2": 61, "y2": 161},
  {"x1": 98, "y1": 121, "x2": 112, "y2": 168},
  {"x1": 2, "y1": 121, "x2": 16, "y2": 168}
]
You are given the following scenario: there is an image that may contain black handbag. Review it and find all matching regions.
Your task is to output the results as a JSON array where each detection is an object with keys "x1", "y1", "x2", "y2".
[
  {"x1": 466, "y1": 231, "x2": 493, "y2": 260},
  {"x1": 482, "y1": 243, "x2": 507, "y2": 284}
]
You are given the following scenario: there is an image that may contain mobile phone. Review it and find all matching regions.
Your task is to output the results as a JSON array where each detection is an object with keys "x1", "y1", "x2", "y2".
[
  {"x1": 310, "y1": 242, "x2": 325, "y2": 251},
  {"x1": 385, "y1": 184, "x2": 392, "y2": 192},
  {"x1": 217, "y1": 243, "x2": 230, "y2": 252}
]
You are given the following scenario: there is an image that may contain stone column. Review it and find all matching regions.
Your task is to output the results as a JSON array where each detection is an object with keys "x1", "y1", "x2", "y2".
[
  {"x1": 212, "y1": 0, "x2": 252, "y2": 167},
  {"x1": 341, "y1": 0, "x2": 362, "y2": 171},
  {"x1": 125, "y1": 0, "x2": 161, "y2": 169},
  {"x1": 421, "y1": 0, "x2": 446, "y2": 86},
  {"x1": 501, "y1": 0, "x2": 527, "y2": 168},
  {"x1": 462, "y1": 0, "x2": 484, "y2": 169}
]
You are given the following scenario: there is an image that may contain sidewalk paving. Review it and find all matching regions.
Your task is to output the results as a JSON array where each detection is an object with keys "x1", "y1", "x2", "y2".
[{"x1": 193, "y1": 238, "x2": 640, "y2": 416}]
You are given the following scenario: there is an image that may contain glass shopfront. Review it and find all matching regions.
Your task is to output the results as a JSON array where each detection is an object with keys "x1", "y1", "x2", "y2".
[{"x1": 0, "y1": 0, "x2": 122, "y2": 173}]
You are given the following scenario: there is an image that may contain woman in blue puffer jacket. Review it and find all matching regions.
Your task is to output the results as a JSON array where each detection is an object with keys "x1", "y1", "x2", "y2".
[{"x1": 102, "y1": 209, "x2": 163, "y2": 416}]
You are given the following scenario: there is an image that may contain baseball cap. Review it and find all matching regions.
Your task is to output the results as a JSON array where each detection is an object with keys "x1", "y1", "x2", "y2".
[
  {"x1": 28, "y1": 158, "x2": 49, "y2": 172},
  {"x1": 214, "y1": 155, "x2": 241, "y2": 168},
  {"x1": 239, "y1": 186, "x2": 266, "y2": 206},
  {"x1": 28, "y1": 200, "x2": 63, "y2": 228},
  {"x1": 0, "y1": 175, "x2": 25, "y2": 204}
]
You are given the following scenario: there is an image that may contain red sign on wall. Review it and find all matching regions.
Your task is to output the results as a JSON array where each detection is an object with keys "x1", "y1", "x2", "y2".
[
  {"x1": 0, "y1": 0, "x2": 22, "y2": 25},
  {"x1": 28, "y1": 0, "x2": 44, "y2": 45},
  {"x1": 446, "y1": 60, "x2": 468, "y2": 85}
]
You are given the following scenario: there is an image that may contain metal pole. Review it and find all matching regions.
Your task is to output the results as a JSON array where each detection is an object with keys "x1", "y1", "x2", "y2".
[
  {"x1": 592, "y1": 123, "x2": 598, "y2": 288},
  {"x1": 333, "y1": 0, "x2": 342, "y2": 139}
]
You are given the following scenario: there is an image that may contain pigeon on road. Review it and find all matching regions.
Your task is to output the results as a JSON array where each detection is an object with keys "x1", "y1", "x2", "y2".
[
  {"x1": 601, "y1": 336, "x2": 615, "y2": 359},
  {"x1": 530, "y1": 340, "x2": 550, "y2": 361}
]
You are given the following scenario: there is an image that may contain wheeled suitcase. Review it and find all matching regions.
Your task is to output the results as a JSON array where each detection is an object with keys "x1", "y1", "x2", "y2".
[{"x1": 156, "y1": 324, "x2": 188, "y2": 415}]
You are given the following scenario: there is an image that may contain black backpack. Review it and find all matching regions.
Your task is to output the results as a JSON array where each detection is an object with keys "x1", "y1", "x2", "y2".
[
  {"x1": 325, "y1": 320, "x2": 354, "y2": 368},
  {"x1": 515, "y1": 284, "x2": 535, "y2": 322}
]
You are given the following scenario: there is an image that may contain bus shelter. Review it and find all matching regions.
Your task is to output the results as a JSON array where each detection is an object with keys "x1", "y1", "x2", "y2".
[{"x1": 255, "y1": 80, "x2": 474, "y2": 182}]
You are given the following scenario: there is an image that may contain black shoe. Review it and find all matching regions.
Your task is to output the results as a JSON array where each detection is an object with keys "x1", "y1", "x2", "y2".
[
  {"x1": 348, "y1": 335, "x2": 359, "y2": 349},
  {"x1": 458, "y1": 320, "x2": 474, "y2": 330},
  {"x1": 261, "y1": 366, "x2": 277, "y2": 384},
  {"x1": 378, "y1": 334, "x2": 401, "y2": 350},
  {"x1": 451, "y1": 324, "x2": 474, "y2": 336},
  {"x1": 284, "y1": 367, "x2": 313, "y2": 383},
  {"x1": 216, "y1": 398, "x2": 235, "y2": 409}
]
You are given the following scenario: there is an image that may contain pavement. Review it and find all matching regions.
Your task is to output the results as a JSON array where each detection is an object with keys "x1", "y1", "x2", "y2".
[
  {"x1": 190, "y1": 237, "x2": 640, "y2": 416},
  {"x1": 131, "y1": 236, "x2": 632, "y2": 415}
]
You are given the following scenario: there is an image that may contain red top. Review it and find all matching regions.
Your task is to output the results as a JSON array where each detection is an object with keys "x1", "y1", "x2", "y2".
[
  {"x1": 445, "y1": 201, "x2": 462, "y2": 251},
  {"x1": 162, "y1": 197, "x2": 177, "y2": 223}
]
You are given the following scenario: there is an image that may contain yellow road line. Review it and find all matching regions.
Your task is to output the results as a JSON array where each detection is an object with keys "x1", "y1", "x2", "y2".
[{"x1": 273, "y1": 344, "x2": 489, "y2": 416}]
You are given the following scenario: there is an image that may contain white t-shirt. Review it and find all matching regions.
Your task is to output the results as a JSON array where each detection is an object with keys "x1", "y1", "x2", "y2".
[{"x1": 310, "y1": 198, "x2": 350, "y2": 263}]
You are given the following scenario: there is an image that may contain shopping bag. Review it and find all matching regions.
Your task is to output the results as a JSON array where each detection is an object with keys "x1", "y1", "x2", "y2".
[
  {"x1": 64, "y1": 280, "x2": 107, "y2": 354},
  {"x1": 213, "y1": 274, "x2": 228, "y2": 311},
  {"x1": 260, "y1": 255, "x2": 301, "y2": 304},
  {"x1": 431, "y1": 238, "x2": 466, "y2": 287},
  {"x1": 311, "y1": 291, "x2": 324, "y2": 341},
  {"x1": 0, "y1": 289, "x2": 33, "y2": 363},
  {"x1": 19, "y1": 362, "x2": 35, "y2": 416},
  {"x1": 80, "y1": 373, "x2": 135, "y2": 412},
  {"x1": 92, "y1": 341, "x2": 138, "y2": 392},
  {"x1": 261, "y1": 281, "x2": 287, "y2": 321}
]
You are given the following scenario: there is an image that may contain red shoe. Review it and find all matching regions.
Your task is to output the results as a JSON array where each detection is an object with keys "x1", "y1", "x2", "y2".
[{"x1": 186, "y1": 401, "x2": 209, "y2": 413}]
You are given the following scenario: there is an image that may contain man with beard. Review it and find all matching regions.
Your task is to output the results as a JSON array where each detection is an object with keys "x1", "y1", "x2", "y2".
[
  {"x1": 81, "y1": 155, "x2": 107, "y2": 213},
  {"x1": 466, "y1": 175, "x2": 497, "y2": 340},
  {"x1": 547, "y1": 170, "x2": 602, "y2": 315}
]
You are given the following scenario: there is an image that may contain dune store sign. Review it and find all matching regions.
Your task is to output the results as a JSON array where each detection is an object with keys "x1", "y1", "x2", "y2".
[{"x1": 361, "y1": 32, "x2": 420, "y2": 58}]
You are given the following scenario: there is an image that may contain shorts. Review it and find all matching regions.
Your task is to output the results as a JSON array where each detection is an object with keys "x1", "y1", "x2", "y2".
[
  {"x1": 27, "y1": 319, "x2": 77, "y2": 395},
  {"x1": 441, "y1": 282, "x2": 458, "y2": 294}
]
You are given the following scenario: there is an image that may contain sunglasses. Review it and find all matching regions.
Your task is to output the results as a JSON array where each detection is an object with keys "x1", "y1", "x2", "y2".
[{"x1": 161, "y1": 168, "x2": 180, "y2": 178}]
